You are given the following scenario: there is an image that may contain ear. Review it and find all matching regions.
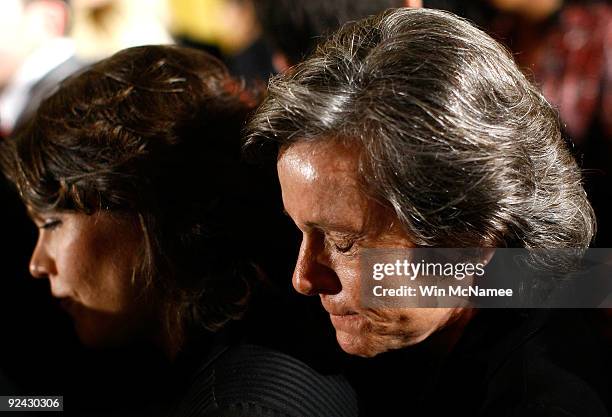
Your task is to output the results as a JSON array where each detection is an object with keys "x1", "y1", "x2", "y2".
[{"x1": 404, "y1": 0, "x2": 423, "y2": 8}]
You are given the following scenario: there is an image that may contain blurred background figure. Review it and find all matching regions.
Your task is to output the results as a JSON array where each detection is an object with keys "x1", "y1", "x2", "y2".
[
  {"x1": 481, "y1": 0, "x2": 612, "y2": 247},
  {"x1": 71, "y1": 0, "x2": 172, "y2": 61},
  {"x1": 253, "y1": 0, "x2": 425, "y2": 73},
  {"x1": 0, "y1": 0, "x2": 175, "y2": 137},
  {"x1": 168, "y1": 0, "x2": 451, "y2": 80},
  {"x1": 169, "y1": 0, "x2": 257, "y2": 55},
  {"x1": 424, "y1": 0, "x2": 611, "y2": 246},
  {"x1": 168, "y1": 0, "x2": 430, "y2": 81},
  {"x1": 0, "y1": 0, "x2": 76, "y2": 136},
  {"x1": 168, "y1": 0, "x2": 273, "y2": 81}
]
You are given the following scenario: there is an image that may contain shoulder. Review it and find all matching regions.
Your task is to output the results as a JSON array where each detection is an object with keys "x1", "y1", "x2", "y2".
[
  {"x1": 480, "y1": 311, "x2": 609, "y2": 417},
  {"x1": 176, "y1": 343, "x2": 358, "y2": 417},
  {"x1": 482, "y1": 350, "x2": 608, "y2": 417}
]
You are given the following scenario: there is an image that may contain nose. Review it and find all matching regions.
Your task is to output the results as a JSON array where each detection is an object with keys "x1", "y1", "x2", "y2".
[
  {"x1": 29, "y1": 236, "x2": 56, "y2": 279},
  {"x1": 292, "y1": 234, "x2": 341, "y2": 296}
]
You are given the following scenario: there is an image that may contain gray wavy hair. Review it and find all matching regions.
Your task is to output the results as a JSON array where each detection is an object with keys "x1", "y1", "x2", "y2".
[{"x1": 245, "y1": 8, "x2": 595, "y2": 249}]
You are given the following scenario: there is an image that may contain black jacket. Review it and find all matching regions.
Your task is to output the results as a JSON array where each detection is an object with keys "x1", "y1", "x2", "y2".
[
  {"x1": 171, "y1": 333, "x2": 358, "y2": 417},
  {"x1": 349, "y1": 309, "x2": 609, "y2": 417}
]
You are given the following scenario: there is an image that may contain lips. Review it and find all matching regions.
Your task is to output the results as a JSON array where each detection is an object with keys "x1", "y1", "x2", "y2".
[
  {"x1": 320, "y1": 299, "x2": 364, "y2": 330},
  {"x1": 327, "y1": 309, "x2": 357, "y2": 317},
  {"x1": 320, "y1": 299, "x2": 357, "y2": 317},
  {"x1": 329, "y1": 312, "x2": 364, "y2": 333}
]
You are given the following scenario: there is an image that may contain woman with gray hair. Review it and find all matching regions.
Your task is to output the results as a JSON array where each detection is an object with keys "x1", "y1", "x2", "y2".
[{"x1": 246, "y1": 7, "x2": 608, "y2": 416}]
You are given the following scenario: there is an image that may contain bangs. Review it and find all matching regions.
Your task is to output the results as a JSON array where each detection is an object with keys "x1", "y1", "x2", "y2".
[{"x1": 1, "y1": 116, "x2": 97, "y2": 214}]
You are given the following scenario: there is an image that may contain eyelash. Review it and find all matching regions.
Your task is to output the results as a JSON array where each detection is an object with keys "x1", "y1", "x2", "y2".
[
  {"x1": 327, "y1": 235, "x2": 356, "y2": 255},
  {"x1": 40, "y1": 219, "x2": 61, "y2": 230},
  {"x1": 334, "y1": 241, "x2": 354, "y2": 253}
]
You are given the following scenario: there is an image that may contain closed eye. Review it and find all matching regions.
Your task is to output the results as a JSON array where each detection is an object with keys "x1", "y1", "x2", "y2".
[
  {"x1": 326, "y1": 233, "x2": 359, "y2": 255},
  {"x1": 40, "y1": 219, "x2": 62, "y2": 230},
  {"x1": 334, "y1": 240, "x2": 354, "y2": 253}
]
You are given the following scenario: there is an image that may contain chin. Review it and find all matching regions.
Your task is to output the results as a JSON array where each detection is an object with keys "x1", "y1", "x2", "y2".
[
  {"x1": 335, "y1": 327, "x2": 430, "y2": 357},
  {"x1": 335, "y1": 330, "x2": 388, "y2": 358}
]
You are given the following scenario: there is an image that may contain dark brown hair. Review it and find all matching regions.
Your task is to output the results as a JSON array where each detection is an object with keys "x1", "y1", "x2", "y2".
[{"x1": 1, "y1": 45, "x2": 269, "y2": 348}]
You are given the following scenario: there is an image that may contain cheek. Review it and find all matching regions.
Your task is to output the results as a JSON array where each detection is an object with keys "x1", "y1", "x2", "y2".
[
  {"x1": 333, "y1": 310, "x2": 418, "y2": 357},
  {"x1": 61, "y1": 233, "x2": 139, "y2": 312},
  {"x1": 50, "y1": 234, "x2": 97, "y2": 292},
  {"x1": 330, "y1": 257, "x2": 361, "y2": 297},
  {"x1": 362, "y1": 308, "x2": 452, "y2": 345}
]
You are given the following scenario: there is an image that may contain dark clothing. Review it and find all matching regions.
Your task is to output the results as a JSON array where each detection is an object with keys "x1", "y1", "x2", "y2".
[
  {"x1": 0, "y1": 369, "x2": 16, "y2": 394},
  {"x1": 171, "y1": 326, "x2": 358, "y2": 417},
  {"x1": 168, "y1": 291, "x2": 358, "y2": 417},
  {"x1": 349, "y1": 310, "x2": 609, "y2": 417},
  {"x1": 173, "y1": 342, "x2": 358, "y2": 417}
]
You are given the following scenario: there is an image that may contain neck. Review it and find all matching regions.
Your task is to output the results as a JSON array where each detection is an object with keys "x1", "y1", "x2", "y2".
[
  {"x1": 427, "y1": 308, "x2": 478, "y2": 357},
  {"x1": 150, "y1": 305, "x2": 185, "y2": 361},
  {"x1": 159, "y1": 331, "x2": 183, "y2": 361}
]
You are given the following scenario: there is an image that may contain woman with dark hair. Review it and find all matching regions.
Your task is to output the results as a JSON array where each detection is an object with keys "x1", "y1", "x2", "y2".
[{"x1": 0, "y1": 45, "x2": 357, "y2": 417}]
